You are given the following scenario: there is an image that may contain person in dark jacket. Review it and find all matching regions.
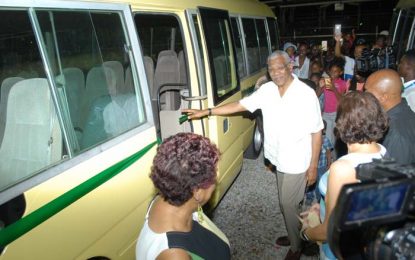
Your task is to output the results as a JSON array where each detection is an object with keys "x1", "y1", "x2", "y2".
[{"x1": 364, "y1": 69, "x2": 415, "y2": 164}]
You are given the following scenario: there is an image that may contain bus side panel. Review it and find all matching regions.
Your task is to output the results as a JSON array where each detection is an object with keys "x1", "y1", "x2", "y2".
[{"x1": 1, "y1": 129, "x2": 157, "y2": 260}]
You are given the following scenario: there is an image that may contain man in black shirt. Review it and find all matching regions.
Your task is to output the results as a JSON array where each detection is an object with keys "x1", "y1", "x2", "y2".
[{"x1": 365, "y1": 69, "x2": 415, "y2": 164}]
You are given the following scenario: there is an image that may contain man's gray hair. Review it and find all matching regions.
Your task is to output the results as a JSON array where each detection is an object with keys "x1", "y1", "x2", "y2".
[{"x1": 268, "y1": 50, "x2": 290, "y2": 64}]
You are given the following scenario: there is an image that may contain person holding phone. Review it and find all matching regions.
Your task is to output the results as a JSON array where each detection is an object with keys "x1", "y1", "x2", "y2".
[
  {"x1": 318, "y1": 58, "x2": 348, "y2": 158},
  {"x1": 334, "y1": 25, "x2": 355, "y2": 81}
]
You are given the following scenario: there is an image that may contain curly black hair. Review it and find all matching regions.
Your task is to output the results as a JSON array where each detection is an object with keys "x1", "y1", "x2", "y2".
[
  {"x1": 150, "y1": 133, "x2": 220, "y2": 206},
  {"x1": 335, "y1": 91, "x2": 388, "y2": 144}
]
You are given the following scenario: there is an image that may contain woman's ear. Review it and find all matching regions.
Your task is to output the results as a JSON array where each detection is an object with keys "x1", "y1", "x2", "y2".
[{"x1": 193, "y1": 188, "x2": 202, "y2": 202}]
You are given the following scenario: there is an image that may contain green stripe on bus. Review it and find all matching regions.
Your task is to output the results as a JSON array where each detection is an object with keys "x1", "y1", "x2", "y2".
[
  {"x1": 188, "y1": 251, "x2": 204, "y2": 260},
  {"x1": 0, "y1": 140, "x2": 158, "y2": 247}
]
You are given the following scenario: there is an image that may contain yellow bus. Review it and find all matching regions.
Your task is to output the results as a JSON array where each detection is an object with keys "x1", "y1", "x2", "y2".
[
  {"x1": 390, "y1": 0, "x2": 415, "y2": 60},
  {"x1": 0, "y1": 0, "x2": 278, "y2": 258}
]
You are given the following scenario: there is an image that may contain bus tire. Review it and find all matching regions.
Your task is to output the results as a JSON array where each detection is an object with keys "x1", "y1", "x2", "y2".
[{"x1": 244, "y1": 115, "x2": 263, "y2": 159}]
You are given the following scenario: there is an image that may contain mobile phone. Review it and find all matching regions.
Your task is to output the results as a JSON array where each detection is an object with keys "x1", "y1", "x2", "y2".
[
  {"x1": 334, "y1": 24, "x2": 342, "y2": 37},
  {"x1": 324, "y1": 77, "x2": 332, "y2": 89},
  {"x1": 321, "y1": 40, "x2": 328, "y2": 51}
]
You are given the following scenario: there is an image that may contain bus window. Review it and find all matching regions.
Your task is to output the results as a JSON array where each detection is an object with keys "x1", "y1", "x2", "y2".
[
  {"x1": 256, "y1": 19, "x2": 269, "y2": 68},
  {"x1": 35, "y1": 10, "x2": 146, "y2": 153},
  {"x1": 199, "y1": 8, "x2": 239, "y2": 105},
  {"x1": 190, "y1": 13, "x2": 207, "y2": 96},
  {"x1": 391, "y1": 7, "x2": 415, "y2": 60},
  {"x1": 134, "y1": 14, "x2": 184, "y2": 106},
  {"x1": 267, "y1": 17, "x2": 280, "y2": 52},
  {"x1": 242, "y1": 18, "x2": 261, "y2": 74},
  {"x1": 231, "y1": 16, "x2": 247, "y2": 79},
  {"x1": 134, "y1": 13, "x2": 189, "y2": 139},
  {"x1": 0, "y1": 10, "x2": 63, "y2": 192}
]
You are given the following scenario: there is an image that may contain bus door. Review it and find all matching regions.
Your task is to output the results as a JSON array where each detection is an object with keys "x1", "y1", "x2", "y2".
[
  {"x1": 197, "y1": 7, "x2": 244, "y2": 202},
  {"x1": 133, "y1": 13, "x2": 192, "y2": 141}
]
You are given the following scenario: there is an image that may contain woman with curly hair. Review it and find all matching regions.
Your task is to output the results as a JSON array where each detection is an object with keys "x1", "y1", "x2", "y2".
[
  {"x1": 136, "y1": 132, "x2": 230, "y2": 260},
  {"x1": 300, "y1": 92, "x2": 389, "y2": 260}
]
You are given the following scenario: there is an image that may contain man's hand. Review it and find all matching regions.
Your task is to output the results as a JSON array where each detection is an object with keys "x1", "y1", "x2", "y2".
[
  {"x1": 306, "y1": 165, "x2": 317, "y2": 186},
  {"x1": 181, "y1": 109, "x2": 208, "y2": 120}
]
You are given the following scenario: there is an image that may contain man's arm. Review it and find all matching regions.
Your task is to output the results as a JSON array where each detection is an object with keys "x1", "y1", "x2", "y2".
[
  {"x1": 182, "y1": 101, "x2": 247, "y2": 120},
  {"x1": 306, "y1": 130, "x2": 322, "y2": 186}
]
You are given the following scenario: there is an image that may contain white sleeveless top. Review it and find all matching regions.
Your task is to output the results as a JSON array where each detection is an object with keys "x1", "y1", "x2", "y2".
[{"x1": 135, "y1": 199, "x2": 229, "y2": 260}]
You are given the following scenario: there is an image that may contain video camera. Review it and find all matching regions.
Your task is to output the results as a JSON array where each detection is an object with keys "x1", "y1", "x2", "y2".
[
  {"x1": 328, "y1": 159, "x2": 415, "y2": 259},
  {"x1": 355, "y1": 46, "x2": 397, "y2": 76}
]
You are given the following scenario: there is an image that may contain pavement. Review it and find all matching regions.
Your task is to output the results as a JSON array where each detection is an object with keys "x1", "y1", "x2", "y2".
[{"x1": 211, "y1": 153, "x2": 319, "y2": 260}]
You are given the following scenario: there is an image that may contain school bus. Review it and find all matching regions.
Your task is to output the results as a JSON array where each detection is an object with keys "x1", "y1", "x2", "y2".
[
  {"x1": 390, "y1": 0, "x2": 415, "y2": 60},
  {"x1": 0, "y1": 0, "x2": 278, "y2": 258}
]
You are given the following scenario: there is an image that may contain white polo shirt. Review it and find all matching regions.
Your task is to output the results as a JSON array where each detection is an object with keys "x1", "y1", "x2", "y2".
[{"x1": 240, "y1": 76, "x2": 323, "y2": 174}]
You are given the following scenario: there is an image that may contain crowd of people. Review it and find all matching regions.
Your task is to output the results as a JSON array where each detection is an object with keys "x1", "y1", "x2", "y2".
[{"x1": 135, "y1": 31, "x2": 415, "y2": 260}]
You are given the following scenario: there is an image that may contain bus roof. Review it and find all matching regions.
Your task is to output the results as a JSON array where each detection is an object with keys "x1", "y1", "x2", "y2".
[
  {"x1": 396, "y1": 0, "x2": 415, "y2": 9},
  {"x1": 67, "y1": 0, "x2": 275, "y2": 17}
]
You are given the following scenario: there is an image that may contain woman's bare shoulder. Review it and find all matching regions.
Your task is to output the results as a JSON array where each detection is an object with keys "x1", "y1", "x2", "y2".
[
  {"x1": 328, "y1": 159, "x2": 359, "y2": 186},
  {"x1": 157, "y1": 248, "x2": 191, "y2": 260}
]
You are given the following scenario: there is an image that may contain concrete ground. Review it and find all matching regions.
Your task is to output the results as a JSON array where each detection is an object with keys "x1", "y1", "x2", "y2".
[{"x1": 211, "y1": 152, "x2": 319, "y2": 260}]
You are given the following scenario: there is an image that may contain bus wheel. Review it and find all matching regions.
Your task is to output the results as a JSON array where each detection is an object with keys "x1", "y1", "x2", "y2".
[{"x1": 244, "y1": 115, "x2": 263, "y2": 159}]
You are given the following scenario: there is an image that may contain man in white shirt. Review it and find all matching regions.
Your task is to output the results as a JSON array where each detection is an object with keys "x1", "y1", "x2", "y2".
[
  {"x1": 183, "y1": 51, "x2": 323, "y2": 260},
  {"x1": 398, "y1": 49, "x2": 415, "y2": 112}
]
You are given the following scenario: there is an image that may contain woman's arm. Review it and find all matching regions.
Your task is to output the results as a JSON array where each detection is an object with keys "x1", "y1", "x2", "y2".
[{"x1": 304, "y1": 159, "x2": 357, "y2": 242}]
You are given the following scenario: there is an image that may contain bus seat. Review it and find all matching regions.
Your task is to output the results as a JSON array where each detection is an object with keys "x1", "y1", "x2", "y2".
[
  {"x1": 0, "y1": 78, "x2": 62, "y2": 188},
  {"x1": 81, "y1": 66, "x2": 116, "y2": 128},
  {"x1": 178, "y1": 50, "x2": 187, "y2": 84},
  {"x1": 124, "y1": 66, "x2": 134, "y2": 94},
  {"x1": 80, "y1": 95, "x2": 111, "y2": 149},
  {"x1": 61, "y1": 67, "x2": 85, "y2": 130},
  {"x1": 143, "y1": 56, "x2": 154, "y2": 93},
  {"x1": 103, "y1": 94, "x2": 142, "y2": 137},
  {"x1": 213, "y1": 55, "x2": 226, "y2": 88},
  {"x1": 81, "y1": 94, "x2": 143, "y2": 149},
  {"x1": 103, "y1": 60, "x2": 125, "y2": 94},
  {"x1": 0, "y1": 77, "x2": 24, "y2": 146},
  {"x1": 153, "y1": 50, "x2": 180, "y2": 111}
]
